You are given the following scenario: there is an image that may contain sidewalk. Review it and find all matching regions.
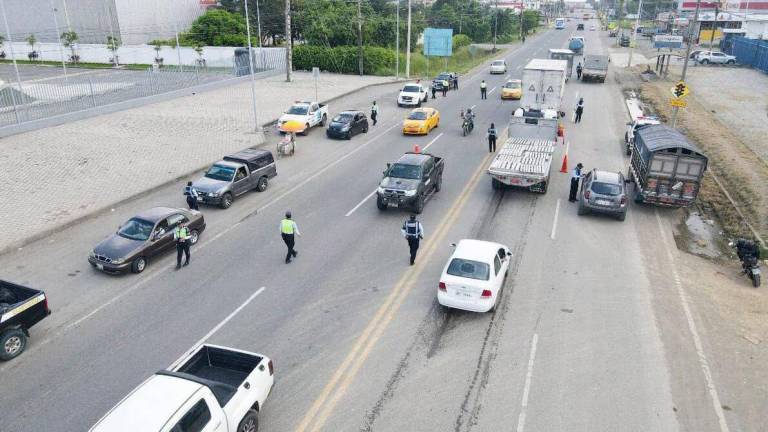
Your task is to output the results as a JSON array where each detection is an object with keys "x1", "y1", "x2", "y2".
[{"x1": 0, "y1": 71, "x2": 392, "y2": 253}]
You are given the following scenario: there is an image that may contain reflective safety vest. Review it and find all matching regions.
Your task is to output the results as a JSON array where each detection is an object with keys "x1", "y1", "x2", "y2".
[
  {"x1": 404, "y1": 221, "x2": 420, "y2": 238},
  {"x1": 281, "y1": 219, "x2": 295, "y2": 234},
  {"x1": 487, "y1": 128, "x2": 497, "y2": 138},
  {"x1": 174, "y1": 226, "x2": 189, "y2": 242},
  {"x1": 480, "y1": 82, "x2": 487, "y2": 89}
]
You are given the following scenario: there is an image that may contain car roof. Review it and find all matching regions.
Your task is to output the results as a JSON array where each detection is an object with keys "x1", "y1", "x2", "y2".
[
  {"x1": 505, "y1": 79, "x2": 522, "y2": 84},
  {"x1": 411, "y1": 107, "x2": 434, "y2": 114},
  {"x1": 90, "y1": 375, "x2": 202, "y2": 432},
  {"x1": 338, "y1": 110, "x2": 363, "y2": 115},
  {"x1": 226, "y1": 148, "x2": 271, "y2": 161},
  {"x1": 133, "y1": 207, "x2": 182, "y2": 223},
  {"x1": 397, "y1": 152, "x2": 431, "y2": 165},
  {"x1": 492, "y1": 60, "x2": 505, "y2": 63},
  {"x1": 592, "y1": 170, "x2": 622, "y2": 184},
  {"x1": 453, "y1": 239, "x2": 507, "y2": 262}
]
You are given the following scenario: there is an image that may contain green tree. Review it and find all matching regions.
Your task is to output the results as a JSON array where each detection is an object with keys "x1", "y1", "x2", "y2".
[
  {"x1": 187, "y1": 9, "x2": 246, "y2": 46},
  {"x1": 106, "y1": 35, "x2": 121, "y2": 65},
  {"x1": 61, "y1": 31, "x2": 79, "y2": 62},
  {"x1": 522, "y1": 10, "x2": 539, "y2": 35}
]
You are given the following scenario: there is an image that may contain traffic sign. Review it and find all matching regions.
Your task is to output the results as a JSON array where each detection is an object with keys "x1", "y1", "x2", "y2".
[
  {"x1": 670, "y1": 81, "x2": 690, "y2": 98},
  {"x1": 654, "y1": 35, "x2": 683, "y2": 49},
  {"x1": 670, "y1": 98, "x2": 687, "y2": 108}
]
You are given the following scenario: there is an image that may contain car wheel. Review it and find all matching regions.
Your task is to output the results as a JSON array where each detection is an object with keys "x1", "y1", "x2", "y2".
[
  {"x1": 346, "y1": 132, "x2": 352, "y2": 140},
  {"x1": 417, "y1": 100, "x2": 422, "y2": 108},
  {"x1": 0, "y1": 329, "x2": 27, "y2": 361},
  {"x1": 376, "y1": 196, "x2": 387, "y2": 211},
  {"x1": 727, "y1": 60, "x2": 735, "y2": 65},
  {"x1": 131, "y1": 256, "x2": 147, "y2": 274},
  {"x1": 256, "y1": 176, "x2": 268, "y2": 192},
  {"x1": 238, "y1": 410, "x2": 259, "y2": 432},
  {"x1": 624, "y1": 131, "x2": 629, "y2": 144},
  {"x1": 701, "y1": 59, "x2": 709, "y2": 64},
  {"x1": 300, "y1": 124, "x2": 310, "y2": 136},
  {"x1": 577, "y1": 201, "x2": 589, "y2": 215},
  {"x1": 434, "y1": 176, "x2": 442, "y2": 192},
  {"x1": 362, "y1": 125, "x2": 368, "y2": 133},
  {"x1": 413, "y1": 196, "x2": 424, "y2": 214},
  {"x1": 321, "y1": 114, "x2": 327, "y2": 126},
  {"x1": 221, "y1": 193, "x2": 233, "y2": 209},
  {"x1": 189, "y1": 229, "x2": 200, "y2": 245},
  {"x1": 617, "y1": 212, "x2": 626, "y2": 222}
]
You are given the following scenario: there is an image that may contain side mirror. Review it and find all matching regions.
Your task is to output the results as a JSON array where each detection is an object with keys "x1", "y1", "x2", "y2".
[
  {"x1": 449, "y1": 243, "x2": 456, "y2": 248},
  {"x1": 506, "y1": 251, "x2": 512, "y2": 257}
]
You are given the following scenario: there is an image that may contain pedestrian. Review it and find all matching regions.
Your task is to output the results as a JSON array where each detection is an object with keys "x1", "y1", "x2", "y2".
[
  {"x1": 401, "y1": 215, "x2": 424, "y2": 266},
  {"x1": 487, "y1": 123, "x2": 498, "y2": 152},
  {"x1": 576, "y1": 62, "x2": 583, "y2": 80},
  {"x1": 574, "y1": 98, "x2": 584, "y2": 123},
  {"x1": 174, "y1": 221, "x2": 191, "y2": 269},
  {"x1": 431, "y1": 83, "x2": 437, "y2": 99},
  {"x1": 184, "y1": 181, "x2": 199, "y2": 211},
  {"x1": 453, "y1": 75, "x2": 458, "y2": 90},
  {"x1": 442, "y1": 83, "x2": 448, "y2": 97},
  {"x1": 480, "y1": 80, "x2": 487, "y2": 99},
  {"x1": 280, "y1": 210, "x2": 301, "y2": 264},
  {"x1": 370, "y1": 100, "x2": 379, "y2": 126},
  {"x1": 569, "y1": 163, "x2": 584, "y2": 202}
]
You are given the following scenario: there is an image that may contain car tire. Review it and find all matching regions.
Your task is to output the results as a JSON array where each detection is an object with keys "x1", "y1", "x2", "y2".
[
  {"x1": 727, "y1": 60, "x2": 735, "y2": 65},
  {"x1": 376, "y1": 196, "x2": 387, "y2": 211},
  {"x1": 417, "y1": 100, "x2": 422, "y2": 108},
  {"x1": 577, "y1": 201, "x2": 589, "y2": 215},
  {"x1": 221, "y1": 193, "x2": 233, "y2": 209},
  {"x1": 131, "y1": 256, "x2": 147, "y2": 274},
  {"x1": 256, "y1": 176, "x2": 268, "y2": 192},
  {"x1": 434, "y1": 176, "x2": 442, "y2": 192},
  {"x1": 238, "y1": 410, "x2": 259, "y2": 432},
  {"x1": 346, "y1": 132, "x2": 352, "y2": 140},
  {"x1": 413, "y1": 196, "x2": 424, "y2": 214},
  {"x1": 617, "y1": 212, "x2": 626, "y2": 222},
  {"x1": 362, "y1": 125, "x2": 368, "y2": 133},
  {"x1": 189, "y1": 230, "x2": 200, "y2": 245},
  {"x1": 0, "y1": 328, "x2": 27, "y2": 361},
  {"x1": 701, "y1": 59, "x2": 709, "y2": 64}
]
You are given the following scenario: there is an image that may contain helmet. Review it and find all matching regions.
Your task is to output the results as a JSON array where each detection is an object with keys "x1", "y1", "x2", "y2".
[
  {"x1": 467, "y1": 108, "x2": 472, "y2": 113},
  {"x1": 285, "y1": 211, "x2": 292, "y2": 218},
  {"x1": 410, "y1": 215, "x2": 417, "y2": 221}
]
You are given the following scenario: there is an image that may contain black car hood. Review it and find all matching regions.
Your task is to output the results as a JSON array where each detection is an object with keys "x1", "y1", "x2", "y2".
[
  {"x1": 380, "y1": 177, "x2": 419, "y2": 191},
  {"x1": 94, "y1": 233, "x2": 144, "y2": 260},
  {"x1": 329, "y1": 120, "x2": 351, "y2": 130}
]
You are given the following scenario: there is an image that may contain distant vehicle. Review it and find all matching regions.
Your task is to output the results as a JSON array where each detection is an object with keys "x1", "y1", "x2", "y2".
[
  {"x1": 568, "y1": 36, "x2": 585, "y2": 54},
  {"x1": 590, "y1": 25, "x2": 596, "y2": 31},
  {"x1": 609, "y1": 28, "x2": 618, "y2": 37},
  {"x1": 490, "y1": 59, "x2": 507, "y2": 74},
  {"x1": 89, "y1": 207, "x2": 206, "y2": 274},
  {"x1": 0, "y1": 280, "x2": 50, "y2": 361},
  {"x1": 577, "y1": 169, "x2": 630, "y2": 221},
  {"x1": 500, "y1": 79, "x2": 522, "y2": 100},
  {"x1": 432, "y1": 72, "x2": 455, "y2": 91},
  {"x1": 624, "y1": 116, "x2": 660, "y2": 155},
  {"x1": 90, "y1": 344, "x2": 274, "y2": 432},
  {"x1": 402, "y1": 107, "x2": 440, "y2": 135},
  {"x1": 577, "y1": 23, "x2": 585, "y2": 30},
  {"x1": 377, "y1": 152, "x2": 444, "y2": 213},
  {"x1": 628, "y1": 124, "x2": 708, "y2": 206},
  {"x1": 397, "y1": 83, "x2": 429, "y2": 107},
  {"x1": 689, "y1": 50, "x2": 705, "y2": 60},
  {"x1": 437, "y1": 239, "x2": 512, "y2": 313},
  {"x1": 696, "y1": 51, "x2": 736, "y2": 65},
  {"x1": 581, "y1": 54, "x2": 609, "y2": 82},
  {"x1": 619, "y1": 34, "x2": 631, "y2": 47},
  {"x1": 277, "y1": 101, "x2": 328, "y2": 134},
  {"x1": 555, "y1": 18, "x2": 566, "y2": 29},
  {"x1": 326, "y1": 110, "x2": 368, "y2": 139},
  {"x1": 193, "y1": 149, "x2": 277, "y2": 209}
]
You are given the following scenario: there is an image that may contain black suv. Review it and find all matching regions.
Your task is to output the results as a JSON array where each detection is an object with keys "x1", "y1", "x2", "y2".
[
  {"x1": 377, "y1": 152, "x2": 444, "y2": 214},
  {"x1": 619, "y1": 34, "x2": 631, "y2": 47}
]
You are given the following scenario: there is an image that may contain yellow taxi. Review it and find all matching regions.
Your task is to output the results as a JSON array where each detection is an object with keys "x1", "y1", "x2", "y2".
[
  {"x1": 500, "y1": 79, "x2": 522, "y2": 100},
  {"x1": 402, "y1": 107, "x2": 440, "y2": 135}
]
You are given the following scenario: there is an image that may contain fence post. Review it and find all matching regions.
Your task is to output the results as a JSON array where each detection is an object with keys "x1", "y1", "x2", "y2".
[
  {"x1": 7, "y1": 85, "x2": 21, "y2": 124},
  {"x1": 88, "y1": 77, "x2": 97, "y2": 107}
]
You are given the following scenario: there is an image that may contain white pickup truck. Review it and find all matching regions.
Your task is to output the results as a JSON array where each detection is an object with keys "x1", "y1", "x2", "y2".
[
  {"x1": 90, "y1": 344, "x2": 274, "y2": 432},
  {"x1": 277, "y1": 100, "x2": 329, "y2": 134}
]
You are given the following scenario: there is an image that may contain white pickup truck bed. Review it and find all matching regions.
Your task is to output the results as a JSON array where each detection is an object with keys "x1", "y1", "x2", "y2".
[{"x1": 488, "y1": 137, "x2": 556, "y2": 193}]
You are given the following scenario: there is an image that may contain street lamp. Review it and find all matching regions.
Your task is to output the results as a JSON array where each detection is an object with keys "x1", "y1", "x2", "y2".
[{"x1": 243, "y1": 0, "x2": 261, "y2": 132}]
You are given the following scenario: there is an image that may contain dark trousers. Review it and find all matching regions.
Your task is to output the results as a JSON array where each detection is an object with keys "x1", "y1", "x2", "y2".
[
  {"x1": 371, "y1": 112, "x2": 377, "y2": 125},
  {"x1": 569, "y1": 178, "x2": 579, "y2": 202},
  {"x1": 431, "y1": 89, "x2": 436, "y2": 99},
  {"x1": 282, "y1": 233, "x2": 297, "y2": 262},
  {"x1": 488, "y1": 136, "x2": 497, "y2": 152},
  {"x1": 186, "y1": 196, "x2": 199, "y2": 210},
  {"x1": 442, "y1": 87, "x2": 447, "y2": 97},
  {"x1": 575, "y1": 110, "x2": 583, "y2": 123},
  {"x1": 407, "y1": 237, "x2": 420, "y2": 265},
  {"x1": 577, "y1": 70, "x2": 582, "y2": 79},
  {"x1": 481, "y1": 88, "x2": 487, "y2": 99},
  {"x1": 454, "y1": 80, "x2": 458, "y2": 90},
  {"x1": 176, "y1": 241, "x2": 190, "y2": 267}
]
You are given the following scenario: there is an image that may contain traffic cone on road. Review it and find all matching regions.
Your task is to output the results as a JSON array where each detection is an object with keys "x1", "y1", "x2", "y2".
[
  {"x1": 560, "y1": 152, "x2": 568, "y2": 173},
  {"x1": 414, "y1": 144, "x2": 421, "y2": 154}
]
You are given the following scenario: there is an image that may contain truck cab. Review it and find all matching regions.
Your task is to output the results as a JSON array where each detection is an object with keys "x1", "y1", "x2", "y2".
[
  {"x1": 192, "y1": 149, "x2": 276, "y2": 209},
  {"x1": 376, "y1": 152, "x2": 444, "y2": 214},
  {"x1": 0, "y1": 280, "x2": 51, "y2": 361},
  {"x1": 277, "y1": 101, "x2": 329, "y2": 134}
]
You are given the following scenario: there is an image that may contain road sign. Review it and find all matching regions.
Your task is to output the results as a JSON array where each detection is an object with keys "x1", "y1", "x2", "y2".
[
  {"x1": 670, "y1": 98, "x2": 687, "y2": 108},
  {"x1": 654, "y1": 34, "x2": 684, "y2": 49},
  {"x1": 423, "y1": 28, "x2": 454, "y2": 57},
  {"x1": 670, "y1": 81, "x2": 690, "y2": 98}
]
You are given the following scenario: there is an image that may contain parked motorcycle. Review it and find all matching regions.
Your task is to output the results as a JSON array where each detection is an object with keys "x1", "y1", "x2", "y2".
[{"x1": 730, "y1": 239, "x2": 762, "y2": 288}]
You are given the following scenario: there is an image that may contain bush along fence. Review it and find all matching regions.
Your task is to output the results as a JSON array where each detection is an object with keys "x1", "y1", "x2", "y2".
[{"x1": 293, "y1": 45, "x2": 395, "y2": 75}]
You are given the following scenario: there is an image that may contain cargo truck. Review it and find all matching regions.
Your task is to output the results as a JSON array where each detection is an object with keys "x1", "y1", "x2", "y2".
[
  {"x1": 520, "y1": 59, "x2": 567, "y2": 114},
  {"x1": 581, "y1": 54, "x2": 609, "y2": 82}
]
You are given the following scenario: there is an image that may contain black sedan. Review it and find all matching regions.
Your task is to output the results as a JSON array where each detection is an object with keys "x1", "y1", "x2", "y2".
[
  {"x1": 326, "y1": 111, "x2": 369, "y2": 140},
  {"x1": 88, "y1": 207, "x2": 206, "y2": 274}
]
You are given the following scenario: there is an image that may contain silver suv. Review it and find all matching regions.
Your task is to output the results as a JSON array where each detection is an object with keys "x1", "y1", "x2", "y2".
[{"x1": 577, "y1": 169, "x2": 629, "y2": 221}]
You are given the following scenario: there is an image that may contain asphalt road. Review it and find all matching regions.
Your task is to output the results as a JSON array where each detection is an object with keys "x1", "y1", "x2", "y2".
[{"x1": 0, "y1": 23, "x2": 745, "y2": 432}]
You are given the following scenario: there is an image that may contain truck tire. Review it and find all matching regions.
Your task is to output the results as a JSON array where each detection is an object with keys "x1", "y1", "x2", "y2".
[
  {"x1": 616, "y1": 212, "x2": 626, "y2": 222},
  {"x1": 300, "y1": 124, "x2": 310, "y2": 136},
  {"x1": 0, "y1": 328, "x2": 27, "y2": 361},
  {"x1": 256, "y1": 176, "x2": 268, "y2": 192},
  {"x1": 237, "y1": 410, "x2": 259, "y2": 432},
  {"x1": 726, "y1": 60, "x2": 735, "y2": 65},
  {"x1": 414, "y1": 196, "x2": 424, "y2": 214},
  {"x1": 492, "y1": 178, "x2": 503, "y2": 190},
  {"x1": 700, "y1": 59, "x2": 709, "y2": 64},
  {"x1": 221, "y1": 193, "x2": 233, "y2": 209},
  {"x1": 131, "y1": 256, "x2": 147, "y2": 273},
  {"x1": 376, "y1": 196, "x2": 387, "y2": 211}
]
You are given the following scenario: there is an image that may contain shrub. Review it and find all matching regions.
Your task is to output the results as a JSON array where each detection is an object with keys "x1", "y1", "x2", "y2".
[
  {"x1": 452, "y1": 34, "x2": 472, "y2": 49},
  {"x1": 293, "y1": 45, "x2": 395, "y2": 75}
]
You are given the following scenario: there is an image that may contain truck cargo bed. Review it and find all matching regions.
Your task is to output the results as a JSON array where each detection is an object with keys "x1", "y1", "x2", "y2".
[{"x1": 488, "y1": 138, "x2": 556, "y2": 193}]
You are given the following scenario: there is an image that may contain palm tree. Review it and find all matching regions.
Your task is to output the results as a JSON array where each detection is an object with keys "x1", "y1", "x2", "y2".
[
  {"x1": 26, "y1": 34, "x2": 38, "y2": 61},
  {"x1": 61, "y1": 31, "x2": 79, "y2": 63}
]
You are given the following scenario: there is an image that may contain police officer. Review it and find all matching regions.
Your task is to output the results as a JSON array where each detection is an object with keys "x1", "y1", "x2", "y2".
[
  {"x1": 569, "y1": 163, "x2": 584, "y2": 202},
  {"x1": 431, "y1": 82, "x2": 437, "y2": 99},
  {"x1": 487, "y1": 122, "x2": 498, "y2": 152},
  {"x1": 574, "y1": 97, "x2": 585, "y2": 123},
  {"x1": 370, "y1": 100, "x2": 379, "y2": 126},
  {"x1": 174, "y1": 221, "x2": 191, "y2": 269},
  {"x1": 401, "y1": 215, "x2": 424, "y2": 266},
  {"x1": 452, "y1": 74, "x2": 458, "y2": 90},
  {"x1": 576, "y1": 62, "x2": 583, "y2": 80},
  {"x1": 280, "y1": 211, "x2": 301, "y2": 263},
  {"x1": 480, "y1": 80, "x2": 487, "y2": 99},
  {"x1": 184, "y1": 181, "x2": 199, "y2": 210}
]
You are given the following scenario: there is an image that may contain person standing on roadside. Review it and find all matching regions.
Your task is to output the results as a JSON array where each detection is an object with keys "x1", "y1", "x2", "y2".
[
  {"x1": 480, "y1": 80, "x2": 487, "y2": 99},
  {"x1": 174, "y1": 221, "x2": 191, "y2": 269},
  {"x1": 370, "y1": 100, "x2": 379, "y2": 126},
  {"x1": 453, "y1": 75, "x2": 458, "y2": 90},
  {"x1": 487, "y1": 123, "x2": 498, "y2": 152},
  {"x1": 280, "y1": 211, "x2": 301, "y2": 264},
  {"x1": 576, "y1": 62, "x2": 583, "y2": 80},
  {"x1": 431, "y1": 82, "x2": 437, "y2": 99},
  {"x1": 184, "y1": 181, "x2": 199, "y2": 211},
  {"x1": 401, "y1": 215, "x2": 424, "y2": 266},
  {"x1": 574, "y1": 98, "x2": 585, "y2": 123},
  {"x1": 442, "y1": 82, "x2": 448, "y2": 97},
  {"x1": 569, "y1": 163, "x2": 584, "y2": 202}
]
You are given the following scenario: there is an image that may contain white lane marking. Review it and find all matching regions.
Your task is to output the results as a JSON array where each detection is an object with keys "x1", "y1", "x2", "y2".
[
  {"x1": 516, "y1": 333, "x2": 539, "y2": 432},
  {"x1": 488, "y1": 86, "x2": 497, "y2": 95},
  {"x1": 550, "y1": 198, "x2": 561, "y2": 239},
  {"x1": 654, "y1": 211, "x2": 730, "y2": 432},
  {"x1": 169, "y1": 287, "x2": 266, "y2": 370},
  {"x1": 345, "y1": 132, "x2": 444, "y2": 217}
]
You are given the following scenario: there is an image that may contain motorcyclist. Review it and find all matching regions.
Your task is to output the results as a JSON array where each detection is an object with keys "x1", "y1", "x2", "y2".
[
  {"x1": 460, "y1": 108, "x2": 475, "y2": 132},
  {"x1": 736, "y1": 238, "x2": 761, "y2": 268}
]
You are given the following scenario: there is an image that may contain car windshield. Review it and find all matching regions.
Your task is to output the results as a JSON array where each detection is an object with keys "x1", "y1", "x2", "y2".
[
  {"x1": 117, "y1": 218, "x2": 155, "y2": 241},
  {"x1": 287, "y1": 105, "x2": 309, "y2": 115},
  {"x1": 438, "y1": 74, "x2": 451, "y2": 80},
  {"x1": 333, "y1": 113, "x2": 354, "y2": 122},
  {"x1": 447, "y1": 258, "x2": 490, "y2": 281},
  {"x1": 205, "y1": 164, "x2": 236, "y2": 182},
  {"x1": 408, "y1": 111, "x2": 427, "y2": 120},
  {"x1": 492, "y1": 61, "x2": 504, "y2": 66},
  {"x1": 388, "y1": 163, "x2": 422, "y2": 179},
  {"x1": 591, "y1": 181, "x2": 622, "y2": 196},
  {"x1": 504, "y1": 81, "x2": 521, "y2": 89},
  {"x1": 403, "y1": 85, "x2": 421, "y2": 93}
]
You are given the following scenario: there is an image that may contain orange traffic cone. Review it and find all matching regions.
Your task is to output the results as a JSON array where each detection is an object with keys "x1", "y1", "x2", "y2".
[
  {"x1": 560, "y1": 152, "x2": 569, "y2": 173},
  {"x1": 414, "y1": 144, "x2": 421, "y2": 154}
]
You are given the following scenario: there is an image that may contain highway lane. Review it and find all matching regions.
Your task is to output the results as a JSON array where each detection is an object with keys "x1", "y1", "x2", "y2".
[{"x1": 0, "y1": 29, "x2": 569, "y2": 432}]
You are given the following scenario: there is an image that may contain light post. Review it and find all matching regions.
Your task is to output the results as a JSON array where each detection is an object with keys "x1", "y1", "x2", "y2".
[
  {"x1": 243, "y1": 0, "x2": 261, "y2": 132},
  {"x1": 395, "y1": 0, "x2": 399, "y2": 79},
  {"x1": 405, "y1": 0, "x2": 411, "y2": 78},
  {"x1": 50, "y1": 1, "x2": 68, "y2": 79},
  {"x1": 0, "y1": 0, "x2": 22, "y2": 123}
]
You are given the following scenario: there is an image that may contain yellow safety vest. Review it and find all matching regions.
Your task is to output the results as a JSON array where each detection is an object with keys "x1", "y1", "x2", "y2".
[
  {"x1": 174, "y1": 226, "x2": 189, "y2": 241},
  {"x1": 281, "y1": 219, "x2": 295, "y2": 234}
]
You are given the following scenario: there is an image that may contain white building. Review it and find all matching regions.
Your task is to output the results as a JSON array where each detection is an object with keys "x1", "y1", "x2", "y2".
[{"x1": 0, "y1": 0, "x2": 208, "y2": 45}]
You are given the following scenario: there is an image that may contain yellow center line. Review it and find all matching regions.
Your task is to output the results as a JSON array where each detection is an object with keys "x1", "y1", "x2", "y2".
[{"x1": 296, "y1": 150, "x2": 496, "y2": 432}]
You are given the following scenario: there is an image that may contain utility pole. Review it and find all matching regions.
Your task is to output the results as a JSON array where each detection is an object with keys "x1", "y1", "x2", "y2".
[
  {"x1": 285, "y1": 0, "x2": 292, "y2": 82},
  {"x1": 520, "y1": 2, "x2": 524, "y2": 42},
  {"x1": 405, "y1": 0, "x2": 411, "y2": 78},
  {"x1": 243, "y1": 0, "x2": 260, "y2": 131},
  {"x1": 627, "y1": 0, "x2": 643, "y2": 68},
  {"x1": 671, "y1": 0, "x2": 701, "y2": 128},
  {"x1": 357, "y1": 0, "x2": 363, "y2": 76},
  {"x1": 708, "y1": 2, "x2": 719, "y2": 49},
  {"x1": 50, "y1": 1, "x2": 68, "y2": 79},
  {"x1": 255, "y1": 0, "x2": 263, "y2": 48},
  {"x1": 395, "y1": 0, "x2": 399, "y2": 79},
  {"x1": 493, "y1": 0, "x2": 498, "y2": 51}
]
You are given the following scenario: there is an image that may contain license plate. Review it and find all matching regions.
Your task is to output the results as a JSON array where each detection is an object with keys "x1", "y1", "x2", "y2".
[
  {"x1": 456, "y1": 288, "x2": 472, "y2": 298},
  {"x1": 387, "y1": 201, "x2": 399, "y2": 207},
  {"x1": 97, "y1": 264, "x2": 104, "y2": 270},
  {"x1": 596, "y1": 199, "x2": 611, "y2": 206}
]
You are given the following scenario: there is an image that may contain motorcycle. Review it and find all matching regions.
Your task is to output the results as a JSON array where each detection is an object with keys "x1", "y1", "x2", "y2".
[
  {"x1": 462, "y1": 118, "x2": 474, "y2": 136},
  {"x1": 730, "y1": 240, "x2": 762, "y2": 287}
]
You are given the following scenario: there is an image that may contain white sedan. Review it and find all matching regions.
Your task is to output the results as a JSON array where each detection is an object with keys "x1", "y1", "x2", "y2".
[
  {"x1": 490, "y1": 59, "x2": 507, "y2": 74},
  {"x1": 438, "y1": 239, "x2": 511, "y2": 312}
]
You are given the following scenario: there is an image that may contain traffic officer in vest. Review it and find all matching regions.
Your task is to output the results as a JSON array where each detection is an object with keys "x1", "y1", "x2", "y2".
[
  {"x1": 480, "y1": 80, "x2": 487, "y2": 99},
  {"x1": 174, "y1": 221, "x2": 191, "y2": 269},
  {"x1": 280, "y1": 211, "x2": 301, "y2": 264},
  {"x1": 569, "y1": 163, "x2": 584, "y2": 202},
  {"x1": 487, "y1": 122, "x2": 498, "y2": 152},
  {"x1": 370, "y1": 100, "x2": 379, "y2": 126},
  {"x1": 401, "y1": 215, "x2": 424, "y2": 266},
  {"x1": 184, "y1": 181, "x2": 199, "y2": 210}
]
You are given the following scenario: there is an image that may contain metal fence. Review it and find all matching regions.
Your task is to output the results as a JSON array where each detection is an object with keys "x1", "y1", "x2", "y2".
[{"x1": 726, "y1": 37, "x2": 768, "y2": 74}]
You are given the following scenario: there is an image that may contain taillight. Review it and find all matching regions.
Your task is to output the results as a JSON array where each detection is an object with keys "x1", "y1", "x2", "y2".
[
  {"x1": 438, "y1": 282, "x2": 447, "y2": 291},
  {"x1": 584, "y1": 190, "x2": 591, "y2": 200},
  {"x1": 43, "y1": 297, "x2": 50, "y2": 314},
  {"x1": 268, "y1": 359, "x2": 274, "y2": 376},
  {"x1": 481, "y1": 290, "x2": 492, "y2": 298}
]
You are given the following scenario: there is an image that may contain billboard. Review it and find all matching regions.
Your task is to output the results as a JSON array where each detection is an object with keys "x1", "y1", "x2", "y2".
[
  {"x1": 423, "y1": 28, "x2": 453, "y2": 57},
  {"x1": 654, "y1": 35, "x2": 684, "y2": 49}
]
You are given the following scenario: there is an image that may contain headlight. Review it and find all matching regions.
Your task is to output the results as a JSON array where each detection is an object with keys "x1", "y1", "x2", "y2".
[
  {"x1": 89, "y1": 250, "x2": 96, "y2": 258},
  {"x1": 112, "y1": 258, "x2": 126, "y2": 265},
  {"x1": 404, "y1": 189, "x2": 417, "y2": 197},
  {"x1": 209, "y1": 192, "x2": 220, "y2": 197},
  {"x1": 377, "y1": 186, "x2": 386, "y2": 194}
]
